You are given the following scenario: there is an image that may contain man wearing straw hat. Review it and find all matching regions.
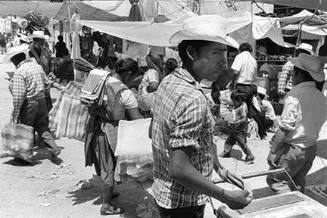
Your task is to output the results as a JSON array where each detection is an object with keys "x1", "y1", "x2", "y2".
[
  {"x1": 4, "y1": 44, "x2": 61, "y2": 159},
  {"x1": 267, "y1": 53, "x2": 326, "y2": 194},
  {"x1": 151, "y1": 20, "x2": 252, "y2": 217}
]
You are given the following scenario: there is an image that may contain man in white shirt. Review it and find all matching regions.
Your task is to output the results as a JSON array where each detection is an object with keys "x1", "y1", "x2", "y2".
[
  {"x1": 231, "y1": 43, "x2": 257, "y2": 87},
  {"x1": 266, "y1": 53, "x2": 326, "y2": 194}
]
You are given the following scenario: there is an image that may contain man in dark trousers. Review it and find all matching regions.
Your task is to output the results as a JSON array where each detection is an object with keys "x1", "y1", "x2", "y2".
[{"x1": 5, "y1": 45, "x2": 61, "y2": 159}]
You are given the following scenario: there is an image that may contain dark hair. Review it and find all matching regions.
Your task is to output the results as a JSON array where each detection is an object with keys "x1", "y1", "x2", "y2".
[
  {"x1": 57, "y1": 35, "x2": 63, "y2": 41},
  {"x1": 165, "y1": 58, "x2": 178, "y2": 74},
  {"x1": 239, "y1": 43, "x2": 253, "y2": 53},
  {"x1": 116, "y1": 58, "x2": 140, "y2": 75},
  {"x1": 231, "y1": 90, "x2": 246, "y2": 103},
  {"x1": 294, "y1": 66, "x2": 314, "y2": 82},
  {"x1": 178, "y1": 40, "x2": 212, "y2": 64},
  {"x1": 211, "y1": 80, "x2": 221, "y2": 105},
  {"x1": 10, "y1": 52, "x2": 26, "y2": 66}
]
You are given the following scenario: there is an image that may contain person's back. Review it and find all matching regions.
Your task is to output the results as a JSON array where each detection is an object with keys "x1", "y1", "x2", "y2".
[
  {"x1": 231, "y1": 43, "x2": 257, "y2": 85},
  {"x1": 11, "y1": 60, "x2": 45, "y2": 98},
  {"x1": 283, "y1": 82, "x2": 325, "y2": 147}
]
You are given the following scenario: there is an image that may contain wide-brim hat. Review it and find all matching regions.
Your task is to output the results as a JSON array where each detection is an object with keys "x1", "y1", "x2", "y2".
[
  {"x1": 169, "y1": 16, "x2": 239, "y2": 48},
  {"x1": 257, "y1": 86, "x2": 267, "y2": 96},
  {"x1": 291, "y1": 53, "x2": 325, "y2": 82},
  {"x1": 3, "y1": 44, "x2": 29, "y2": 63},
  {"x1": 296, "y1": 43, "x2": 314, "y2": 55},
  {"x1": 30, "y1": 31, "x2": 49, "y2": 40}
]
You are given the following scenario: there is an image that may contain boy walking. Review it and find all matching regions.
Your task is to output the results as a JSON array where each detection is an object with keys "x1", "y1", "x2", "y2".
[{"x1": 219, "y1": 90, "x2": 255, "y2": 163}]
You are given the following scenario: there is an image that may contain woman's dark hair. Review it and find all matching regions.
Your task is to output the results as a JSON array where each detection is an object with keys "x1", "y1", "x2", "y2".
[
  {"x1": 211, "y1": 80, "x2": 221, "y2": 105},
  {"x1": 294, "y1": 66, "x2": 314, "y2": 82},
  {"x1": 177, "y1": 40, "x2": 212, "y2": 64},
  {"x1": 116, "y1": 58, "x2": 140, "y2": 75},
  {"x1": 165, "y1": 58, "x2": 178, "y2": 74},
  {"x1": 239, "y1": 43, "x2": 253, "y2": 53},
  {"x1": 10, "y1": 52, "x2": 26, "y2": 66}
]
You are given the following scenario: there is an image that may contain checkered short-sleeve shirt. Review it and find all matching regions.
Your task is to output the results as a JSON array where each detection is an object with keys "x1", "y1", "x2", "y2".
[{"x1": 151, "y1": 68, "x2": 215, "y2": 209}]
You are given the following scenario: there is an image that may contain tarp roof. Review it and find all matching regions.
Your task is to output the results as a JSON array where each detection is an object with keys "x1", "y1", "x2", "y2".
[
  {"x1": 279, "y1": 10, "x2": 327, "y2": 36},
  {"x1": 0, "y1": 1, "x2": 62, "y2": 17},
  {"x1": 54, "y1": 1, "x2": 127, "y2": 21},
  {"x1": 78, "y1": 13, "x2": 289, "y2": 48},
  {"x1": 238, "y1": 0, "x2": 327, "y2": 12}
]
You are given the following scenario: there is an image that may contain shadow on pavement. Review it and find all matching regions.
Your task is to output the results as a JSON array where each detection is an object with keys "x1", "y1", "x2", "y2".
[
  {"x1": 32, "y1": 147, "x2": 63, "y2": 165},
  {"x1": 2, "y1": 158, "x2": 41, "y2": 166},
  {"x1": 68, "y1": 176, "x2": 159, "y2": 218},
  {"x1": 67, "y1": 175, "x2": 102, "y2": 206}
]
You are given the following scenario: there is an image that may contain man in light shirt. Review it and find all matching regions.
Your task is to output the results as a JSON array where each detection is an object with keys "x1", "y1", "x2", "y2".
[
  {"x1": 266, "y1": 53, "x2": 326, "y2": 194},
  {"x1": 231, "y1": 43, "x2": 257, "y2": 88}
]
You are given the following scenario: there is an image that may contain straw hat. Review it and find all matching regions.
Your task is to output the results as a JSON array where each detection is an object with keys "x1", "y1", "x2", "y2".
[
  {"x1": 291, "y1": 53, "x2": 325, "y2": 82},
  {"x1": 3, "y1": 44, "x2": 29, "y2": 63},
  {"x1": 296, "y1": 43, "x2": 314, "y2": 55},
  {"x1": 257, "y1": 86, "x2": 267, "y2": 96},
  {"x1": 30, "y1": 31, "x2": 49, "y2": 40},
  {"x1": 169, "y1": 16, "x2": 239, "y2": 48}
]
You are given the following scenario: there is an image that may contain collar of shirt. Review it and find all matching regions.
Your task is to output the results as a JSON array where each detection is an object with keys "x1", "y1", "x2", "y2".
[
  {"x1": 291, "y1": 81, "x2": 316, "y2": 93},
  {"x1": 17, "y1": 59, "x2": 32, "y2": 69},
  {"x1": 173, "y1": 68, "x2": 202, "y2": 90}
]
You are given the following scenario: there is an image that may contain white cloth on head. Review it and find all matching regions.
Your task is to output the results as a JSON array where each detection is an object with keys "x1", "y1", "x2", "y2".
[{"x1": 231, "y1": 51, "x2": 257, "y2": 84}]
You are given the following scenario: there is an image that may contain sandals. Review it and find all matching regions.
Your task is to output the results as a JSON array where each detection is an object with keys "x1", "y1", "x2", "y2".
[{"x1": 100, "y1": 205, "x2": 124, "y2": 215}]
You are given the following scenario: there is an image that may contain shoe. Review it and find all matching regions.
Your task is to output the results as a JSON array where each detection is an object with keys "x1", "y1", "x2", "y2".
[
  {"x1": 245, "y1": 155, "x2": 255, "y2": 163},
  {"x1": 100, "y1": 204, "x2": 124, "y2": 215},
  {"x1": 219, "y1": 152, "x2": 231, "y2": 158},
  {"x1": 49, "y1": 147, "x2": 61, "y2": 157}
]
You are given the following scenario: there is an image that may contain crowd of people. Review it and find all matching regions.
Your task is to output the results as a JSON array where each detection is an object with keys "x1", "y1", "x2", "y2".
[{"x1": 2, "y1": 26, "x2": 327, "y2": 217}]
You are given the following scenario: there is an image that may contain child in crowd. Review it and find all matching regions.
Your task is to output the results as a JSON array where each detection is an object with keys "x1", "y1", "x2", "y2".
[
  {"x1": 219, "y1": 90, "x2": 255, "y2": 163},
  {"x1": 257, "y1": 86, "x2": 277, "y2": 132}
]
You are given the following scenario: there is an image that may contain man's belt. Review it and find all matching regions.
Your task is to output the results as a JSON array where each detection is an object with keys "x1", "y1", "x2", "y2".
[{"x1": 27, "y1": 91, "x2": 45, "y2": 101}]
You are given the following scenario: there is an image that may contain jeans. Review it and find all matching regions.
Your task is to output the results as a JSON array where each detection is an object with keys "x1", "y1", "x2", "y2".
[
  {"x1": 266, "y1": 143, "x2": 316, "y2": 194},
  {"x1": 19, "y1": 97, "x2": 59, "y2": 150}
]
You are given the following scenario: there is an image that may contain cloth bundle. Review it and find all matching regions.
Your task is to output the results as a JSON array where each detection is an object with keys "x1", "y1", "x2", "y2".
[
  {"x1": 0, "y1": 123, "x2": 34, "y2": 162},
  {"x1": 49, "y1": 82, "x2": 89, "y2": 141},
  {"x1": 24, "y1": 10, "x2": 49, "y2": 28},
  {"x1": 114, "y1": 118, "x2": 153, "y2": 183},
  {"x1": 80, "y1": 69, "x2": 110, "y2": 106},
  {"x1": 73, "y1": 58, "x2": 95, "y2": 73}
]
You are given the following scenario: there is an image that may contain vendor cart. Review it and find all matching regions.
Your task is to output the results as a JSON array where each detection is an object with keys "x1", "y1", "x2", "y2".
[{"x1": 211, "y1": 169, "x2": 327, "y2": 218}]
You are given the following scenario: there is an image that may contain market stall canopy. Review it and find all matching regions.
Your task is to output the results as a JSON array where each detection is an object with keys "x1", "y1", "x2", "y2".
[
  {"x1": 84, "y1": 0, "x2": 195, "y2": 20},
  {"x1": 78, "y1": 13, "x2": 289, "y2": 47},
  {"x1": 279, "y1": 10, "x2": 327, "y2": 36},
  {"x1": 0, "y1": 1, "x2": 62, "y2": 17},
  {"x1": 54, "y1": 1, "x2": 127, "y2": 21},
  {"x1": 199, "y1": 0, "x2": 273, "y2": 17},
  {"x1": 238, "y1": 0, "x2": 327, "y2": 11}
]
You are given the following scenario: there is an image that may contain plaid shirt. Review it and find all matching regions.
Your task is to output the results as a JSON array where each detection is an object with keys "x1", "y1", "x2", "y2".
[
  {"x1": 9, "y1": 60, "x2": 46, "y2": 122},
  {"x1": 278, "y1": 61, "x2": 294, "y2": 96},
  {"x1": 151, "y1": 68, "x2": 215, "y2": 209}
]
